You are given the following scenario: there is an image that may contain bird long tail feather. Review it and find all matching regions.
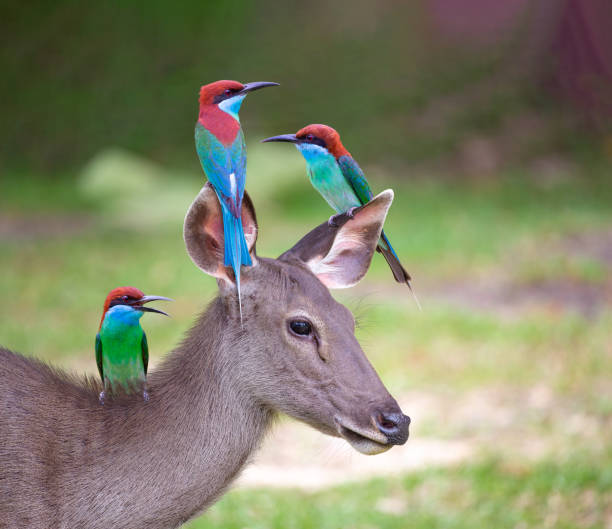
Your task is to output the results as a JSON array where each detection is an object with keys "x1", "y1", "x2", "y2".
[
  {"x1": 407, "y1": 283, "x2": 422, "y2": 312},
  {"x1": 221, "y1": 207, "x2": 251, "y2": 322},
  {"x1": 378, "y1": 230, "x2": 422, "y2": 311}
]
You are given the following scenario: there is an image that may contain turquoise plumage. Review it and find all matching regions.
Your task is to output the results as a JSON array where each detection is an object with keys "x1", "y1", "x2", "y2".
[
  {"x1": 336, "y1": 154, "x2": 374, "y2": 204},
  {"x1": 195, "y1": 80, "x2": 278, "y2": 316},
  {"x1": 195, "y1": 123, "x2": 251, "y2": 270},
  {"x1": 263, "y1": 124, "x2": 417, "y2": 304},
  {"x1": 336, "y1": 153, "x2": 403, "y2": 267}
]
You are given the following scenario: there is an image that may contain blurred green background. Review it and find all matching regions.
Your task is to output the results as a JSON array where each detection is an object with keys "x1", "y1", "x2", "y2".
[{"x1": 1, "y1": 1, "x2": 611, "y2": 528}]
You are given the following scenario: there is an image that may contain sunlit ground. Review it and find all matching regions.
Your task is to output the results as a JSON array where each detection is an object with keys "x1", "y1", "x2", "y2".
[{"x1": 1, "y1": 145, "x2": 611, "y2": 528}]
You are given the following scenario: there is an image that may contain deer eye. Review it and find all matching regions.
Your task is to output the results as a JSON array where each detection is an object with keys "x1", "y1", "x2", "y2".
[{"x1": 289, "y1": 320, "x2": 312, "y2": 336}]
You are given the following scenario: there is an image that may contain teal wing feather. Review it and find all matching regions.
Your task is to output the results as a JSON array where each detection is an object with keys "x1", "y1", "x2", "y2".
[
  {"x1": 195, "y1": 125, "x2": 235, "y2": 210},
  {"x1": 195, "y1": 124, "x2": 246, "y2": 217},
  {"x1": 338, "y1": 154, "x2": 412, "y2": 285},
  {"x1": 195, "y1": 123, "x2": 251, "y2": 277},
  {"x1": 95, "y1": 333, "x2": 103, "y2": 381},
  {"x1": 141, "y1": 331, "x2": 149, "y2": 375},
  {"x1": 337, "y1": 155, "x2": 374, "y2": 205},
  {"x1": 228, "y1": 130, "x2": 247, "y2": 203}
]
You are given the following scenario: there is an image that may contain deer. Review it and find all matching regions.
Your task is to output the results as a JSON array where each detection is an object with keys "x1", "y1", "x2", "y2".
[{"x1": 0, "y1": 183, "x2": 411, "y2": 529}]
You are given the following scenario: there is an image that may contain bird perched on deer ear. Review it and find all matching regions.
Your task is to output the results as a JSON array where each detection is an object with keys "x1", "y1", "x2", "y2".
[
  {"x1": 263, "y1": 124, "x2": 419, "y2": 306},
  {"x1": 96, "y1": 287, "x2": 171, "y2": 404},
  {"x1": 195, "y1": 79, "x2": 278, "y2": 316}
]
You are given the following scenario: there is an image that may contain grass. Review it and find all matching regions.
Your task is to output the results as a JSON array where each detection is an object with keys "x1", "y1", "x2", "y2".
[
  {"x1": 3, "y1": 5, "x2": 611, "y2": 525},
  {"x1": 185, "y1": 454, "x2": 612, "y2": 529},
  {"x1": 1, "y1": 150, "x2": 611, "y2": 527},
  {"x1": 1, "y1": 149, "x2": 610, "y2": 374}
]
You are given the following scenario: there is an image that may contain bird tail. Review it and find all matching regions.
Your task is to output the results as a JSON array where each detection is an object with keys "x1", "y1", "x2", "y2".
[
  {"x1": 377, "y1": 230, "x2": 422, "y2": 311},
  {"x1": 221, "y1": 205, "x2": 252, "y2": 322}
]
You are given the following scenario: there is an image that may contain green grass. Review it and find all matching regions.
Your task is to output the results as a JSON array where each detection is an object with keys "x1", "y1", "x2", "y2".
[
  {"x1": 3, "y1": 6, "x2": 611, "y2": 525},
  {"x1": 354, "y1": 302, "x2": 612, "y2": 395},
  {"x1": 185, "y1": 454, "x2": 612, "y2": 529},
  {"x1": 1, "y1": 153, "x2": 611, "y2": 528},
  {"x1": 1, "y1": 153, "x2": 610, "y2": 379}
]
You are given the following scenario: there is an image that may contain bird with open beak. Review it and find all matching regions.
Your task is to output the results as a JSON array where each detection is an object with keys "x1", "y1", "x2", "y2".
[{"x1": 96, "y1": 286, "x2": 171, "y2": 404}]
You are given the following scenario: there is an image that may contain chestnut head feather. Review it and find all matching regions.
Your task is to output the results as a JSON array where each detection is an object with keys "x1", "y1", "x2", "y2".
[
  {"x1": 198, "y1": 80, "x2": 245, "y2": 106},
  {"x1": 295, "y1": 124, "x2": 351, "y2": 159},
  {"x1": 99, "y1": 287, "x2": 145, "y2": 329}
]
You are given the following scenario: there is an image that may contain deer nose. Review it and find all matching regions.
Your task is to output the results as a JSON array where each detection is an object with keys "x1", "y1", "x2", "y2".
[{"x1": 374, "y1": 410, "x2": 410, "y2": 445}]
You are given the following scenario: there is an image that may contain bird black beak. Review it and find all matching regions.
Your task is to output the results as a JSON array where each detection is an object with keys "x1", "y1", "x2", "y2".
[
  {"x1": 138, "y1": 295, "x2": 173, "y2": 304},
  {"x1": 239, "y1": 81, "x2": 279, "y2": 95},
  {"x1": 131, "y1": 295, "x2": 172, "y2": 317},
  {"x1": 261, "y1": 133, "x2": 299, "y2": 144},
  {"x1": 134, "y1": 305, "x2": 170, "y2": 316}
]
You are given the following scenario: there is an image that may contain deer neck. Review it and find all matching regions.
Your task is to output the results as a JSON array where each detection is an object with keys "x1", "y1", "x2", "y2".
[{"x1": 82, "y1": 298, "x2": 272, "y2": 527}]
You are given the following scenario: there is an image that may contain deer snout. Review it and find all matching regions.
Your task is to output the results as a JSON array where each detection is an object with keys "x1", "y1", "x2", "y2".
[{"x1": 374, "y1": 409, "x2": 410, "y2": 445}]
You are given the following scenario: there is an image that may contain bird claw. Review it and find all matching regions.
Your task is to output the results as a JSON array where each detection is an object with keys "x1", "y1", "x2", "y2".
[
  {"x1": 327, "y1": 213, "x2": 341, "y2": 227},
  {"x1": 99, "y1": 391, "x2": 106, "y2": 405},
  {"x1": 328, "y1": 208, "x2": 358, "y2": 227},
  {"x1": 143, "y1": 390, "x2": 150, "y2": 402}
]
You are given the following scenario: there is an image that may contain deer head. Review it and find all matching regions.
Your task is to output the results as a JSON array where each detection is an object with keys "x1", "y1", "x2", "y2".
[{"x1": 184, "y1": 183, "x2": 409, "y2": 455}]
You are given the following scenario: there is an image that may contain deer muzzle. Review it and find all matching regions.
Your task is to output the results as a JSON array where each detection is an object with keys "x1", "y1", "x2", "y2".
[{"x1": 334, "y1": 407, "x2": 410, "y2": 455}]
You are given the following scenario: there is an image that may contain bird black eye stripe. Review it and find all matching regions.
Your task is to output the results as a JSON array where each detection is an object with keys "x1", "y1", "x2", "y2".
[
  {"x1": 109, "y1": 296, "x2": 135, "y2": 307},
  {"x1": 296, "y1": 135, "x2": 326, "y2": 148},
  {"x1": 310, "y1": 136, "x2": 327, "y2": 148},
  {"x1": 213, "y1": 90, "x2": 238, "y2": 104}
]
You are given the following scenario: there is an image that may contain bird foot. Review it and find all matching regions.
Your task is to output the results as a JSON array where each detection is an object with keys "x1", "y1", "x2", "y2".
[
  {"x1": 99, "y1": 391, "x2": 106, "y2": 405},
  {"x1": 142, "y1": 390, "x2": 150, "y2": 402},
  {"x1": 327, "y1": 213, "x2": 341, "y2": 227},
  {"x1": 328, "y1": 208, "x2": 358, "y2": 227}
]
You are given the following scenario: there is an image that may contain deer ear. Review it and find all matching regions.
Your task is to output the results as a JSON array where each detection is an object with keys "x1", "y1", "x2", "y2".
[
  {"x1": 279, "y1": 190, "x2": 394, "y2": 288},
  {"x1": 183, "y1": 183, "x2": 258, "y2": 281}
]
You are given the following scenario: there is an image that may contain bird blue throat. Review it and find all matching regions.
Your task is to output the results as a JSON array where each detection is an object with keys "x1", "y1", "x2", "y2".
[
  {"x1": 102, "y1": 305, "x2": 144, "y2": 329},
  {"x1": 295, "y1": 142, "x2": 335, "y2": 166},
  {"x1": 295, "y1": 143, "x2": 361, "y2": 213},
  {"x1": 218, "y1": 95, "x2": 246, "y2": 121}
]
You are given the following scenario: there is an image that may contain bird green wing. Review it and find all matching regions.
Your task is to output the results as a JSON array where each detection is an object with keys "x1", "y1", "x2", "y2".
[
  {"x1": 95, "y1": 333, "x2": 103, "y2": 381},
  {"x1": 337, "y1": 155, "x2": 374, "y2": 205},
  {"x1": 141, "y1": 331, "x2": 149, "y2": 375}
]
